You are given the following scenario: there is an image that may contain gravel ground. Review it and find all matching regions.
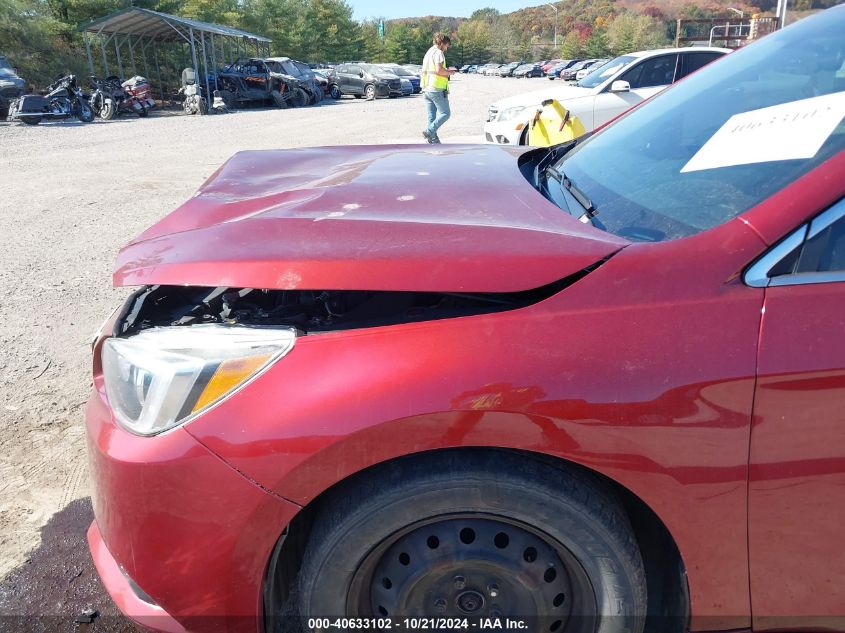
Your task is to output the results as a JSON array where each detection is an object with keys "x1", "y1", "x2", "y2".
[{"x1": 0, "y1": 74, "x2": 544, "y2": 623}]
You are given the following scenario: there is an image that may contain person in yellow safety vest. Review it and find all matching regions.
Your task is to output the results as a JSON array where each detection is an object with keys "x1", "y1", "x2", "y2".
[{"x1": 421, "y1": 33, "x2": 456, "y2": 144}]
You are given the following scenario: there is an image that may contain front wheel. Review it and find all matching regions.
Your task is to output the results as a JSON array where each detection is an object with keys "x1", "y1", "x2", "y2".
[
  {"x1": 291, "y1": 452, "x2": 647, "y2": 633},
  {"x1": 100, "y1": 98, "x2": 116, "y2": 120},
  {"x1": 329, "y1": 84, "x2": 341, "y2": 100},
  {"x1": 137, "y1": 104, "x2": 148, "y2": 118},
  {"x1": 76, "y1": 101, "x2": 95, "y2": 123},
  {"x1": 364, "y1": 84, "x2": 376, "y2": 100}
]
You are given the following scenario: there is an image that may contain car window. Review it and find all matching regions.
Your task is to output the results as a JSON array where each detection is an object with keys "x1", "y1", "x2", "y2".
[
  {"x1": 349, "y1": 65, "x2": 362, "y2": 75},
  {"x1": 799, "y1": 204, "x2": 845, "y2": 273},
  {"x1": 677, "y1": 52, "x2": 725, "y2": 81},
  {"x1": 620, "y1": 55, "x2": 678, "y2": 89},
  {"x1": 550, "y1": 8, "x2": 845, "y2": 242},
  {"x1": 580, "y1": 55, "x2": 638, "y2": 88}
]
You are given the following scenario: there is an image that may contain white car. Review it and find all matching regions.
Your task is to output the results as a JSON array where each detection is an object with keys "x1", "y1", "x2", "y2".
[{"x1": 484, "y1": 47, "x2": 729, "y2": 145}]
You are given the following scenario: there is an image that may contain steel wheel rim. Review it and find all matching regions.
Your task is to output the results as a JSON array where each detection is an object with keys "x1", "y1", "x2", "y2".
[{"x1": 347, "y1": 513, "x2": 597, "y2": 632}]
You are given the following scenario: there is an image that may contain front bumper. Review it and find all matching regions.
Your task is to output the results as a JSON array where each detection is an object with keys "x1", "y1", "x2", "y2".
[
  {"x1": 483, "y1": 118, "x2": 523, "y2": 145},
  {"x1": 86, "y1": 377, "x2": 301, "y2": 632}
]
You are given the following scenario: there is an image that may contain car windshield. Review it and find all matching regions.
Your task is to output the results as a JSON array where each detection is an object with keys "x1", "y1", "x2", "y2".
[
  {"x1": 386, "y1": 66, "x2": 411, "y2": 76},
  {"x1": 544, "y1": 9, "x2": 845, "y2": 242}
]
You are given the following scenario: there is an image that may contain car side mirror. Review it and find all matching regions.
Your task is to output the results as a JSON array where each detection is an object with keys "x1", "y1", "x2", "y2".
[
  {"x1": 358, "y1": 72, "x2": 364, "y2": 78},
  {"x1": 610, "y1": 80, "x2": 631, "y2": 93}
]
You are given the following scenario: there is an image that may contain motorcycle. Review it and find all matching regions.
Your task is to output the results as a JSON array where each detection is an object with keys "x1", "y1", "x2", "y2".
[
  {"x1": 178, "y1": 68, "x2": 207, "y2": 115},
  {"x1": 122, "y1": 76, "x2": 155, "y2": 116},
  {"x1": 88, "y1": 75, "x2": 123, "y2": 120},
  {"x1": 7, "y1": 74, "x2": 94, "y2": 125}
]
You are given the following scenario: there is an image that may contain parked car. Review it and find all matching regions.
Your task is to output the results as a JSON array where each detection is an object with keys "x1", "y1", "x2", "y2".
[
  {"x1": 379, "y1": 63, "x2": 421, "y2": 93},
  {"x1": 541, "y1": 58, "x2": 563, "y2": 73},
  {"x1": 514, "y1": 63, "x2": 544, "y2": 78},
  {"x1": 575, "y1": 59, "x2": 609, "y2": 81},
  {"x1": 560, "y1": 59, "x2": 602, "y2": 82},
  {"x1": 335, "y1": 63, "x2": 401, "y2": 99},
  {"x1": 399, "y1": 77, "x2": 413, "y2": 96},
  {"x1": 467, "y1": 64, "x2": 478, "y2": 73},
  {"x1": 459, "y1": 64, "x2": 471, "y2": 73},
  {"x1": 0, "y1": 55, "x2": 25, "y2": 116},
  {"x1": 485, "y1": 47, "x2": 729, "y2": 145},
  {"x1": 546, "y1": 59, "x2": 581, "y2": 79},
  {"x1": 482, "y1": 64, "x2": 504, "y2": 76},
  {"x1": 86, "y1": 9, "x2": 845, "y2": 632},
  {"x1": 498, "y1": 61, "x2": 523, "y2": 77},
  {"x1": 314, "y1": 68, "x2": 341, "y2": 100}
]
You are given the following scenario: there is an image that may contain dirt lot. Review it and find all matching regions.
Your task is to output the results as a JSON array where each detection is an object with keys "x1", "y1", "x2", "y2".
[{"x1": 0, "y1": 74, "x2": 544, "y2": 624}]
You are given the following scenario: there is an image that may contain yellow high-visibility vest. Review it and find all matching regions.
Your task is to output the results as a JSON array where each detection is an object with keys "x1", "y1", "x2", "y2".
[{"x1": 422, "y1": 46, "x2": 449, "y2": 91}]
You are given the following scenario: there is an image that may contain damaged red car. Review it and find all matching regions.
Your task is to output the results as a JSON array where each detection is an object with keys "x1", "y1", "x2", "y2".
[{"x1": 86, "y1": 8, "x2": 845, "y2": 633}]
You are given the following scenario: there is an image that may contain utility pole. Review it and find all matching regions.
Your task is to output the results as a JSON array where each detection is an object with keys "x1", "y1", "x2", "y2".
[{"x1": 546, "y1": 3, "x2": 558, "y2": 49}]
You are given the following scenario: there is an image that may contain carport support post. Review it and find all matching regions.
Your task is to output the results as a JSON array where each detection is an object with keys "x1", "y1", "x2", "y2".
[
  {"x1": 127, "y1": 35, "x2": 138, "y2": 76},
  {"x1": 153, "y1": 41, "x2": 164, "y2": 103},
  {"x1": 200, "y1": 30, "x2": 212, "y2": 105},
  {"x1": 114, "y1": 36, "x2": 125, "y2": 79},
  {"x1": 83, "y1": 33, "x2": 95, "y2": 76},
  {"x1": 140, "y1": 37, "x2": 151, "y2": 85},
  {"x1": 189, "y1": 27, "x2": 200, "y2": 93},
  {"x1": 210, "y1": 33, "x2": 217, "y2": 91},
  {"x1": 100, "y1": 37, "x2": 109, "y2": 77}
]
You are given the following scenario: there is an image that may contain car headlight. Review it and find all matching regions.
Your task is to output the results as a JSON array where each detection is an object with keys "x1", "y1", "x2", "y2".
[
  {"x1": 102, "y1": 324, "x2": 296, "y2": 436},
  {"x1": 497, "y1": 106, "x2": 527, "y2": 122}
]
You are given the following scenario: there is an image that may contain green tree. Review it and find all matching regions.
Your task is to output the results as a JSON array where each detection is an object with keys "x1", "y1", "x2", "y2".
[
  {"x1": 456, "y1": 18, "x2": 492, "y2": 64},
  {"x1": 606, "y1": 12, "x2": 668, "y2": 53}
]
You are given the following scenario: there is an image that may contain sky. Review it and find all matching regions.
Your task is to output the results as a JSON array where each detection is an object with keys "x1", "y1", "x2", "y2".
[{"x1": 349, "y1": 0, "x2": 548, "y2": 21}]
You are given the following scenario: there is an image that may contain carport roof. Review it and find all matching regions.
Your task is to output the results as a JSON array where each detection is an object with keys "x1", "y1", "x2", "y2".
[{"x1": 79, "y1": 7, "x2": 271, "y2": 42}]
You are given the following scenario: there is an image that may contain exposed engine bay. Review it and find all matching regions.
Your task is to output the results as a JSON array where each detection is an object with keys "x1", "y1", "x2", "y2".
[{"x1": 114, "y1": 262, "x2": 604, "y2": 337}]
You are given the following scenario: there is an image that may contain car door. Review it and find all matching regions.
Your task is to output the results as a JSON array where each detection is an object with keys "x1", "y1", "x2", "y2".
[
  {"x1": 347, "y1": 65, "x2": 365, "y2": 94},
  {"x1": 592, "y1": 54, "x2": 679, "y2": 129},
  {"x1": 746, "y1": 197, "x2": 845, "y2": 631}
]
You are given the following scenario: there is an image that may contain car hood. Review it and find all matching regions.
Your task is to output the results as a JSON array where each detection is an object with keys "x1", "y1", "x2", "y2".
[
  {"x1": 491, "y1": 84, "x2": 596, "y2": 112},
  {"x1": 114, "y1": 145, "x2": 628, "y2": 292}
]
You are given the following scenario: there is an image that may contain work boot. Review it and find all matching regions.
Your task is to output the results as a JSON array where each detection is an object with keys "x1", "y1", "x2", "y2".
[{"x1": 422, "y1": 129, "x2": 435, "y2": 143}]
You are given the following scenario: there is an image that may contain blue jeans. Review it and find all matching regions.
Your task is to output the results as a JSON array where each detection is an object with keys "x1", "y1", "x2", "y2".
[{"x1": 424, "y1": 90, "x2": 450, "y2": 138}]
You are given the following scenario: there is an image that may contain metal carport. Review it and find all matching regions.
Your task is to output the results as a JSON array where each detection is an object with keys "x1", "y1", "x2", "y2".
[{"x1": 79, "y1": 8, "x2": 271, "y2": 104}]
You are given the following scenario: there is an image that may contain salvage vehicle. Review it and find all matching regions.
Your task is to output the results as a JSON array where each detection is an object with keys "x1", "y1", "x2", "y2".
[
  {"x1": 178, "y1": 68, "x2": 208, "y2": 115},
  {"x1": 314, "y1": 68, "x2": 341, "y2": 100},
  {"x1": 7, "y1": 74, "x2": 93, "y2": 125},
  {"x1": 335, "y1": 63, "x2": 401, "y2": 100},
  {"x1": 264, "y1": 57, "x2": 323, "y2": 105},
  {"x1": 87, "y1": 6, "x2": 845, "y2": 633},
  {"x1": 0, "y1": 55, "x2": 25, "y2": 117},
  {"x1": 215, "y1": 58, "x2": 308, "y2": 109},
  {"x1": 486, "y1": 47, "x2": 728, "y2": 145}
]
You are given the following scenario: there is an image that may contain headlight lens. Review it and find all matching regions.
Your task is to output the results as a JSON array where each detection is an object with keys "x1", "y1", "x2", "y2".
[
  {"x1": 497, "y1": 106, "x2": 527, "y2": 122},
  {"x1": 102, "y1": 325, "x2": 296, "y2": 436}
]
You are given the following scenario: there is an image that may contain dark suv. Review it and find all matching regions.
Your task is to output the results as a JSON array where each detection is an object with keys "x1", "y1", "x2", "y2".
[
  {"x1": 335, "y1": 63, "x2": 402, "y2": 100},
  {"x1": 0, "y1": 56, "x2": 25, "y2": 116}
]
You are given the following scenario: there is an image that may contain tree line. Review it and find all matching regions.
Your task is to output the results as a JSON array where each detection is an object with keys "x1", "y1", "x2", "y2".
[{"x1": 1, "y1": 0, "x2": 838, "y2": 88}]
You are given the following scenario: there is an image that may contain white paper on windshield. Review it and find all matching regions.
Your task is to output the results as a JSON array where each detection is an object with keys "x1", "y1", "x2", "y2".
[{"x1": 681, "y1": 91, "x2": 845, "y2": 173}]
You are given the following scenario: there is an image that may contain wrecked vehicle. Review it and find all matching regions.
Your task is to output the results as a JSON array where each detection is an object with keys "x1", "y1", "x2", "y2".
[
  {"x1": 214, "y1": 57, "x2": 308, "y2": 109},
  {"x1": 7, "y1": 74, "x2": 93, "y2": 125},
  {"x1": 87, "y1": 7, "x2": 845, "y2": 633},
  {"x1": 0, "y1": 55, "x2": 25, "y2": 117},
  {"x1": 265, "y1": 56, "x2": 324, "y2": 105}
]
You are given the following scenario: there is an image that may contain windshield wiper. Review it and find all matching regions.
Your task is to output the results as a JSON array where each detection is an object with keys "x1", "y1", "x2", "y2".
[{"x1": 545, "y1": 166, "x2": 598, "y2": 224}]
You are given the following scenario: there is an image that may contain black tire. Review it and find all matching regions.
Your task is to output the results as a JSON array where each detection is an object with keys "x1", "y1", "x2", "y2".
[
  {"x1": 100, "y1": 98, "x2": 116, "y2": 120},
  {"x1": 364, "y1": 83, "x2": 376, "y2": 100},
  {"x1": 292, "y1": 452, "x2": 647, "y2": 633},
  {"x1": 292, "y1": 88, "x2": 308, "y2": 108},
  {"x1": 353, "y1": 94, "x2": 362, "y2": 99},
  {"x1": 329, "y1": 84, "x2": 341, "y2": 100},
  {"x1": 197, "y1": 97, "x2": 208, "y2": 115},
  {"x1": 219, "y1": 89, "x2": 236, "y2": 110},
  {"x1": 270, "y1": 89, "x2": 287, "y2": 109},
  {"x1": 137, "y1": 104, "x2": 148, "y2": 118},
  {"x1": 77, "y1": 101, "x2": 95, "y2": 123},
  {"x1": 20, "y1": 116, "x2": 41, "y2": 125}
]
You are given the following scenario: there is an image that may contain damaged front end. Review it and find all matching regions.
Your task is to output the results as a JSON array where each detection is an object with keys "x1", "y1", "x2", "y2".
[{"x1": 113, "y1": 262, "x2": 605, "y2": 337}]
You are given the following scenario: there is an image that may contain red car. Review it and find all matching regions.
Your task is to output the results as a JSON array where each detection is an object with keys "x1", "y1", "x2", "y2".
[{"x1": 87, "y1": 8, "x2": 845, "y2": 633}]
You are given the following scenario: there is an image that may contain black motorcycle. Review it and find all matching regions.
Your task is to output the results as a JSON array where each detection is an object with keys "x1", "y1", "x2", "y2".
[
  {"x1": 7, "y1": 74, "x2": 94, "y2": 125},
  {"x1": 89, "y1": 75, "x2": 123, "y2": 120}
]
